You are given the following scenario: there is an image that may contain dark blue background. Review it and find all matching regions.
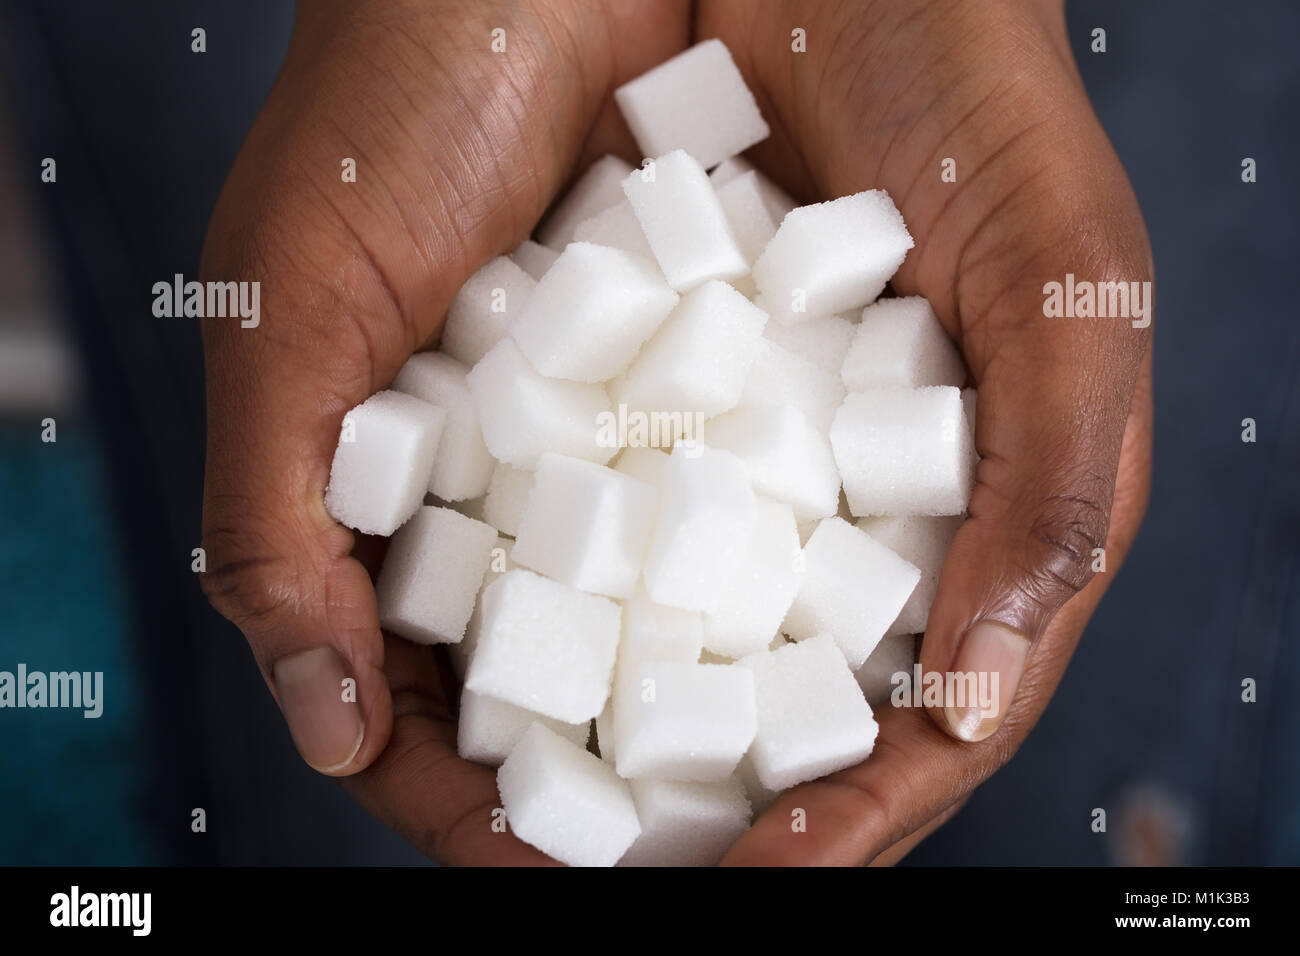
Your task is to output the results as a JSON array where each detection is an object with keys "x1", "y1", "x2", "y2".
[{"x1": 1, "y1": 0, "x2": 1295, "y2": 865}]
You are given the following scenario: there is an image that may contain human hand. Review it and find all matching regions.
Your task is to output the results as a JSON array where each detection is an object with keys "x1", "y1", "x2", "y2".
[
  {"x1": 197, "y1": 0, "x2": 689, "y2": 865},
  {"x1": 696, "y1": 0, "x2": 1154, "y2": 865}
]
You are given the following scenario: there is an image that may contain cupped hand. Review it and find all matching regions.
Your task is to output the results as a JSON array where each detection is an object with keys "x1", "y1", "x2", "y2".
[
  {"x1": 698, "y1": 0, "x2": 1153, "y2": 865},
  {"x1": 198, "y1": 0, "x2": 688, "y2": 865}
]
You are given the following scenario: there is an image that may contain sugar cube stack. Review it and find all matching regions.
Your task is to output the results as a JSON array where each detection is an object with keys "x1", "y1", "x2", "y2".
[{"x1": 319, "y1": 38, "x2": 979, "y2": 865}]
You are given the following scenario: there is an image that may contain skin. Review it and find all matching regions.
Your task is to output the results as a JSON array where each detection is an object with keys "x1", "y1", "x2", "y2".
[{"x1": 199, "y1": 0, "x2": 1152, "y2": 866}]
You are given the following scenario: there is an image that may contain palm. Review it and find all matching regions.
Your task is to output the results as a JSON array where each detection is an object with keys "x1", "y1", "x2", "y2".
[
  {"x1": 200, "y1": 0, "x2": 690, "y2": 865},
  {"x1": 697, "y1": 0, "x2": 1153, "y2": 863}
]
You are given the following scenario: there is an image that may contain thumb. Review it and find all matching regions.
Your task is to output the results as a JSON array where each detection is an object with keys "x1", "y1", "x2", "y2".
[
  {"x1": 198, "y1": 278, "x2": 401, "y2": 775},
  {"x1": 918, "y1": 270, "x2": 1151, "y2": 743}
]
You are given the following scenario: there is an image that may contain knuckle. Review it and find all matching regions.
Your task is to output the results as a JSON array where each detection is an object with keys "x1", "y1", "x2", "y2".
[
  {"x1": 198, "y1": 520, "x2": 310, "y2": 639},
  {"x1": 1014, "y1": 472, "x2": 1114, "y2": 612}
]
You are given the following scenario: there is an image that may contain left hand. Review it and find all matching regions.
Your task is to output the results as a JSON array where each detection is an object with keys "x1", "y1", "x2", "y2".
[{"x1": 698, "y1": 0, "x2": 1154, "y2": 865}]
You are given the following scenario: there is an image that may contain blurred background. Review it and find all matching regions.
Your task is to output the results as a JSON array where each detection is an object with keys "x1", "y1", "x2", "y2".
[{"x1": 0, "y1": 0, "x2": 1295, "y2": 866}]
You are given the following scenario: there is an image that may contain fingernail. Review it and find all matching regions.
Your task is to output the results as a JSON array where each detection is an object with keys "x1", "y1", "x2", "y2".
[
  {"x1": 272, "y1": 647, "x2": 364, "y2": 774},
  {"x1": 942, "y1": 622, "x2": 1030, "y2": 742}
]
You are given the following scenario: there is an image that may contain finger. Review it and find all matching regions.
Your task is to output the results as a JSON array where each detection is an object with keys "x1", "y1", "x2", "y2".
[
  {"x1": 339, "y1": 636, "x2": 558, "y2": 865},
  {"x1": 918, "y1": 244, "x2": 1152, "y2": 743},
  {"x1": 867, "y1": 796, "x2": 968, "y2": 867},
  {"x1": 723, "y1": 354, "x2": 1151, "y2": 866},
  {"x1": 198, "y1": 0, "x2": 629, "y2": 776}
]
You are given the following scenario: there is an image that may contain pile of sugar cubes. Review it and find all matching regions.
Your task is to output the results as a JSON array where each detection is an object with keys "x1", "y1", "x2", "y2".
[{"x1": 323, "y1": 40, "x2": 976, "y2": 866}]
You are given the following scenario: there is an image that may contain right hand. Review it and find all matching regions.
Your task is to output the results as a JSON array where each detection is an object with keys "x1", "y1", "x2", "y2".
[{"x1": 198, "y1": 0, "x2": 690, "y2": 864}]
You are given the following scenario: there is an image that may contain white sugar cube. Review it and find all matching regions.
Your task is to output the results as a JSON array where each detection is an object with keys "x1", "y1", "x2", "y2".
[
  {"x1": 784, "y1": 517, "x2": 920, "y2": 669},
  {"x1": 738, "y1": 339, "x2": 846, "y2": 431},
  {"x1": 441, "y1": 256, "x2": 537, "y2": 366},
  {"x1": 855, "y1": 631, "x2": 917, "y2": 707},
  {"x1": 595, "y1": 702, "x2": 616, "y2": 764},
  {"x1": 458, "y1": 688, "x2": 589, "y2": 767},
  {"x1": 710, "y1": 156, "x2": 797, "y2": 223},
  {"x1": 511, "y1": 239, "x2": 561, "y2": 281},
  {"x1": 571, "y1": 201, "x2": 658, "y2": 265},
  {"x1": 716, "y1": 171, "x2": 778, "y2": 266},
  {"x1": 374, "y1": 505, "x2": 498, "y2": 644},
  {"x1": 618, "y1": 586, "x2": 706, "y2": 679},
  {"x1": 324, "y1": 390, "x2": 446, "y2": 536},
  {"x1": 392, "y1": 352, "x2": 496, "y2": 501},
  {"x1": 466, "y1": 339, "x2": 614, "y2": 469},
  {"x1": 764, "y1": 313, "x2": 857, "y2": 372},
  {"x1": 614, "y1": 39, "x2": 769, "y2": 172},
  {"x1": 613, "y1": 660, "x2": 757, "y2": 781},
  {"x1": 482, "y1": 461, "x2": 534, "y2": 537},
  {"x1": 642, "y1": 444, "x2": 757, "y2": 612},
  {"x1": 619, "y1": 776, "x2": 751, "y2": 867},
  {"x1": 512, "y1": 453, "x2": 659, "y2": 599},
  {"x1": 703, "y1": 405, "x2": 840, "y2": 521},
  {"x1": 497, "y1": 722, "x2": 640, "y2": 867},
  {"x1": 857, "y1": 514, "x2": 963, "y2": 635},
  {"x1": 448, "y1": 536, "x2": 515, "y2": 680},
  {"x1": 614, "y1": 280, "x2": 768, "y2": 427},
  {"x1": 512, "y1": 242, "x2": 678, "y2": 383},
  {"x1": 537, "y1": 154, "x2": 635, "y2": 250},
  {"x1": 830, "y1": 386, "x2": 975, "y2": 516},
  {"x1": 613, "y1": 446, "x2": 670, "y2": 487},
  {"x1": 622, "y1": 150, "x2": 748, "y2": 292},
  {"x1": 753, "y1": 190, "x2": 914, "y2": 324},
  {"x1": 702, "y1": 498, "x2": 804, "y2": 659},
  {"x1": 466, "y1": 569, "x2": 621, "y2": 722},
  {"x1": 737, "y1": 754, "x2": 780, "y2": 815},
  {"x1": 741, "y1": 635, "x2": 879, "y2": 791},
  {"x1": 841, "y1": 296, "x2": 966, "y2": 390}
]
